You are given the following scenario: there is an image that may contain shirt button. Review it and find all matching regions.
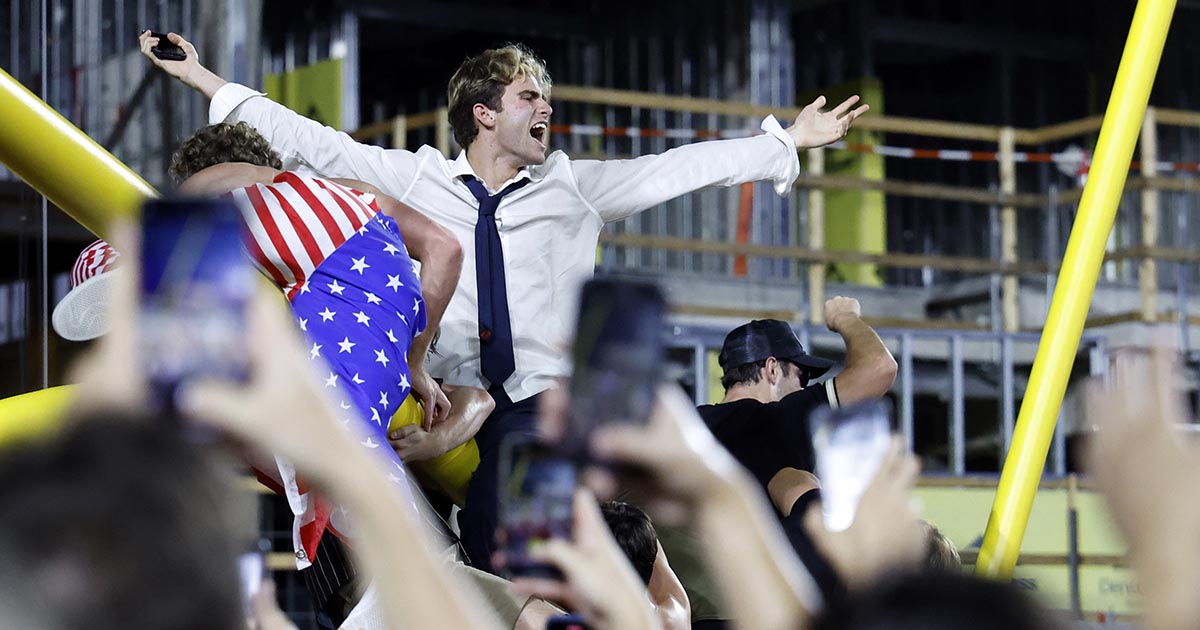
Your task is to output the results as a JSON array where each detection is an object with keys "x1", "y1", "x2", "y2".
[
  {"x1": 480, "y1": 329, "x2": 492, "y2": 342},
  {"x1": 295, "y1": 549, "x2": 308, "y2": 560}
]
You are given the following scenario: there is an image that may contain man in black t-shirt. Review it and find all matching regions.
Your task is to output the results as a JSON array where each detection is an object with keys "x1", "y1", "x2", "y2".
[
  {"x1": 699, "y1": 297, "x2": 897, "y2": 497},
  {"x1": 669, "y1": 297, "x2": 897, "y2": 617}
]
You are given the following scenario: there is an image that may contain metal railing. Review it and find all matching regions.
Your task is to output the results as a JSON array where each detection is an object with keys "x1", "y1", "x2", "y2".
[{"x1": 666, "y1": 321, "x2": 1106, "y2": 477}]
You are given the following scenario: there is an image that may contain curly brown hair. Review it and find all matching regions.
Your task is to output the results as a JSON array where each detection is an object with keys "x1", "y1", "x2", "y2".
[{"x1": 168, "y1": 122, "x2": 283, "y2": 185}]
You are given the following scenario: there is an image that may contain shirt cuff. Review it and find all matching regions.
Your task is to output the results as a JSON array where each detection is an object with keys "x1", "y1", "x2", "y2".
[
  {"x1": 208, "y1": 83, "x2": 266, "y2": 124},
  {"x1": 760, "y1": 114, "x2": 801, "y2": 197}
]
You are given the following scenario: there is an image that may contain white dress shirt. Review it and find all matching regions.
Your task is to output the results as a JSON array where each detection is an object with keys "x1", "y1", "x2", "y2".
[{"x1": 211, "y1": 83, "x2": 801, "y2": 402}]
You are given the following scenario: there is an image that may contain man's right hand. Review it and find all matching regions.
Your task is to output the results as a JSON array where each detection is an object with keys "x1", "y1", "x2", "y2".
[
  {"x1": 138, "y1": 30, "x2": 227, "y2": 99},
  {"x1": 824, "y1": 296, "x2": 862, "y2": 332}
]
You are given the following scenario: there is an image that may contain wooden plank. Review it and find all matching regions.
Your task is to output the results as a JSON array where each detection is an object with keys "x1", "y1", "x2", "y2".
[
  {"x1": 550, "y1": 85, "x2": 1007, "y2": 141},
  {"x1": 1141, "y1": 174, "x2": 1200, "y2": 193},
  {"x1": 917, "y1": 475, "x2": 1098, "y2": 490},
  {"x1": 671, "y1": 305, "x2": 988, "y2": 331},
  {"x1": 351, "y1": 119, "x2": 393, "y2": 141},
  {"x1": 597, "y1": 232, "x2": 1049, "y2": 274},
  {"x1": 1085, "y1": 312, "x2": 1141, "y2": 328},
  {"x1": 351, "y1": 110, "x2": 441, "y2": 142},
  {"x1": 958, "y1": 550, "x2": 1127, "y2": 567},
  {"x1": 267, "y1": 552, "x2": 299, "y2": 571},
  {"x1": 1154, "y1": 107, "x2": 1200, "y2": 128},
  {"x1": 1020, "y1": 115, "x2": 1105, "y2": 144},
  {"x1": 1107, "y1": 245, "x2": 1200, "y2": 263},
  {"x1": 807, "y1": 147, "x2": 826, "y2": 325},
  {"x1": 794, "y1": 174, "x2": 1049, "y2": 208}
]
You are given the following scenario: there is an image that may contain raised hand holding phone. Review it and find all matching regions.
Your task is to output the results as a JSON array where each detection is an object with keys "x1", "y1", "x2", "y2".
[
  {"x1": 809, "y1": 399, "x2": 893, "y2": 532},
  {"x1": 139, "y1": 198, "x2": 255, "y2": 414},
  {"x1": 560, "y1": 278, "x2": 665, "y2": 459},
  {"x1": 497, "y1": 438, "x2": 577, "y2": 580},
  {"x1": 138, "y1": 30, "x2": 228, "y2": 98},
  {"x1": 147, "y1": 30, "x2": 186, "y2": 60}
]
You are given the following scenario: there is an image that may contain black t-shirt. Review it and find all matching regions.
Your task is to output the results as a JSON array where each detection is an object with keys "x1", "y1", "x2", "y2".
[{"x1": 698, "y1": 379, "x2": 839, "y2": 493}]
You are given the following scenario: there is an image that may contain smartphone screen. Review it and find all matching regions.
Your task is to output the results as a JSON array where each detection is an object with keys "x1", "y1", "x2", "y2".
[
  {"x1": 810, "y1": 399, "x2": 892, "y2": 532},
  {"x1": 140, "y1": 198, "x2": 253, "y2": 412},
  {"x1": 562, "y1": 278, "x2": 665, "y2": 458},
  {"x1": 149, "y1": 31, "x2": 187, "y2": 61},
  {"x1": 498, "y1": 438, "x2": 576, "y2": 579},
  {"x1": 238, "y1": 551, "x2": 264, "y2": 616}
]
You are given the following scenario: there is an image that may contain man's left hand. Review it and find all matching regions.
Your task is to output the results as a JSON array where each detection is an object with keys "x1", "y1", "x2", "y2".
[
  {"x1": 787, "y1": 95, "x2": 869, "y2": 150},
  {"x1": 388, "y1": 424, "x2": 446, "y2": 462},
  {"x1": 409, "y1": 364, "x2": 451, "y2": 430}
]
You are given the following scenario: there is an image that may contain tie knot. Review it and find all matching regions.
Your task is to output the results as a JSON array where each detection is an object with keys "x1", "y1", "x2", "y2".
[{"x1": 463, "y1": 176, "x2": 530, "y2": 216}]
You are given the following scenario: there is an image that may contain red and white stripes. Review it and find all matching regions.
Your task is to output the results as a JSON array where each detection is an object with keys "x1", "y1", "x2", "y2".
[
  {"x1": 70, "y1": 239, "x2": 120, "y2": 287},
  {"x1": 227, "y1": 172, "x2": 379, "y2": 300}
]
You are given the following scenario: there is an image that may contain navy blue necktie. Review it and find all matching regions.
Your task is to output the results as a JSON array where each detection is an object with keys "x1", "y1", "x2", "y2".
[{"x1": 463, "y1": 176, "x2": 530, "y2": 390}]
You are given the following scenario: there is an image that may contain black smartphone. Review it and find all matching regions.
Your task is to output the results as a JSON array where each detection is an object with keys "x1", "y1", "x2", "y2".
[
  {"x1": 560, "y1": 278, "x2": 666, "y2": 459},
  {"x1": 140, "y1": 198, "x2": 254, "y2": 413},
  {"x1": 498, "y1": 438, "x2": 576, "y2": 579},
  {"x1": 149, "y1": 31, "x2": 187, "y2": 61}
]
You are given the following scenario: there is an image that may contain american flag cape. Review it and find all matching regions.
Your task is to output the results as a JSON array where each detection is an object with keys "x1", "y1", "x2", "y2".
[{"x1": 227, "y1": 173, "x2": 426, "y2": 567}]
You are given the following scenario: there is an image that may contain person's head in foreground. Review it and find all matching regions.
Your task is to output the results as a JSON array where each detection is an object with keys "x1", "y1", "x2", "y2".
[
  {"x1": 599, "y1": 500, "x2": 658, "y2": 586},
  {"x1": 921, "y1": 521, "x2": 961, "y2": 574},
  {"x1": 0, "y1": 415, "x2": 243, "y2": 630},
  {"x1": 812, "y1": 572, "x2": 1059, "y2": 630}
]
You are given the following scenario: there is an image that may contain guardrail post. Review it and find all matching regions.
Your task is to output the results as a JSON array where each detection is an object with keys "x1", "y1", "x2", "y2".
[
  {"x1": 951, "y1": 334, "x2": 966, "y2": 475},
  {"x1": 436, "y1": 106, "x2": 451, "y2": 157},
  {"x1": 390, "y1": 114, "x2": 407, "y2": 150},
  {"x1": 807, "y1": 147, "x2": 826, "y2": 325},
  {"x1": 900, "y1": 332, "x2": 915, "y2": 453},
  {"x1": 693, "y1": 342, "x2": 708, "y2": 405},
  {"x1": 1000, "y1": 126, "x2": 1019, "y2": 332},
  {"x1": 1140, "y1": 106, "x2": 1159, "y2": 322}
]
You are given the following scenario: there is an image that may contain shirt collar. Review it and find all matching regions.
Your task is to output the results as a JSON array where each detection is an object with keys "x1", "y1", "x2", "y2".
[{"x1": 450, "y1": 150, "x2": 533, "y2": 194}]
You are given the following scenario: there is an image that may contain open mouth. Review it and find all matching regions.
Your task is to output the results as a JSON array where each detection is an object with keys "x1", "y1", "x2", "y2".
[{"x1": 530, "y1": 122, "x2": 548, "y2": 143}]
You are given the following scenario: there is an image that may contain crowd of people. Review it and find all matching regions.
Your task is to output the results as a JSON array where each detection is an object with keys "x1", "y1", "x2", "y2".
[{"x1": 4, "y1": 30, "x2": 1197, "y2": 630}]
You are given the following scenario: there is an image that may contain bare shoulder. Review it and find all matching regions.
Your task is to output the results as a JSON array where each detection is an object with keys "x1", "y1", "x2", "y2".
[{"x1": 177, "y1": 163, "x2": 281, "y2": 196}]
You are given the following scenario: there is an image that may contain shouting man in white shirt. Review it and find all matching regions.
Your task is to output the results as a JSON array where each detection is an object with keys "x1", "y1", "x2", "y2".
[{"x1": 140, "y1": 31, "x2": 869, "y2": 575}]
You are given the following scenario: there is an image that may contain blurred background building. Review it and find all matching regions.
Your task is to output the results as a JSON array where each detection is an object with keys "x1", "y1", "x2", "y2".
[{"x1": 4, "y1": 0, "x2": 1197, "y2": 624}]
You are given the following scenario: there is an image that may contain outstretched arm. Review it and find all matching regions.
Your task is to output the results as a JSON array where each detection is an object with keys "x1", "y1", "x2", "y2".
[
  {"x1": 140, "y1": 31, "x2": 418, "y2": 194},
  {"x1": 332, "y1": 178, "x2": 463, "y2": 428},
  {"x1": 571, "y1": 95, "x2": 867, "y2": 223}
]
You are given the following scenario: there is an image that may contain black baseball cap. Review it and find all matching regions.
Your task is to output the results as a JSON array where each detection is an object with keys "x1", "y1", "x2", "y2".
[{"x1": 718, "y1": 319, "x2": 835, "y2": 378}]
